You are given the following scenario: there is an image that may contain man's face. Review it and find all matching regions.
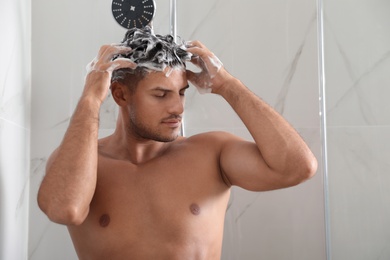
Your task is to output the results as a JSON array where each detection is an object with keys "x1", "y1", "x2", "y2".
[{"x1": 126, "y1": 68, "x2": 189, "y2": 142}]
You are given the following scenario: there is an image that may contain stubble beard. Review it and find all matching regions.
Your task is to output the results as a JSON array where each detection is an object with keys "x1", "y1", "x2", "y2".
[{"x1": 128, "y1": 113, "x2": 180, "y2": 143}]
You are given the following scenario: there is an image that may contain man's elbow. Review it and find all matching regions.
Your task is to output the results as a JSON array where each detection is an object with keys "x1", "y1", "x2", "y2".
[
  {"x1": 37, "y1": 193, "x2": 88, "y2": 226},
  {"x1": 294, "y1": 155, "x2": 318, "y2": 184}
]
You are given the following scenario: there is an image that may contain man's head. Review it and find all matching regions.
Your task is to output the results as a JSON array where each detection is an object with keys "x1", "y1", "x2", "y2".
[
  {"x1": 111, "y1": 26, "x2": 192, "y2": 93},
  {"x1": 111, "y1": 26, "x2": 191, "y2": 142}
]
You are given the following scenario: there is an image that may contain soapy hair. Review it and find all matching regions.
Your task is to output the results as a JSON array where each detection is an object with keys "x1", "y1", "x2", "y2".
[{"x1": 111, "y1": 26, "x2": 192, "y2": 91}]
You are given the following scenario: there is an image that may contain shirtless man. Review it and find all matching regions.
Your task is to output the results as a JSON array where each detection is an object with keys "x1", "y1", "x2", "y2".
[{"x1": 37, "y1": 27, "x2": 317, "y2": 260}]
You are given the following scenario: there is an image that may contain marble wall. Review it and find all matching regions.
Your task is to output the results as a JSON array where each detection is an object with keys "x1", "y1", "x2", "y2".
[
  {"x1": 0, "y1": 0, "x2": 31, "y2": 259},
  {"x1": 29, "y1": 0, "x2": 325, "y2": 259},
  {"x1": 324, "y1": 0, "x2": 390, "y2": 259}
]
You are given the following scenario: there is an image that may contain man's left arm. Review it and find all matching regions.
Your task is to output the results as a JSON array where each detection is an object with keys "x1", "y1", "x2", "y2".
[{"x1": 186, "y1": 41, "x2": 317, "y2": 191}]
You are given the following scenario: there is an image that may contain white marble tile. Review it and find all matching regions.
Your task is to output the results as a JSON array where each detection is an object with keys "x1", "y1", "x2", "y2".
[
  {"x1": 327, "y1": 126, "x2": 390, "y2": 260},
  {"x1": 178, "y1": 0, "x2": 320, "y2": 131},
  {"x1": 325, "y1": 47, "x2": 390, "y2": 126},
  {"x1": 324, "y1": 0, "x2": 390, "y2": 126},
  {"x1": 223, "y1": 179, "x2": 326, "y2": 260},
  {"x1": 28, "y1": 154, "x2": 77, "y2": 259},
  {"x1": 324, "y1": 2, "x2": 390, "y2": 258},
  {"x1": 29, "y1": 128, "x2": 75, "y2": 259},
  {"x1": 0, "y1": 120, "x2": 30, "y2": 260},
  {"x1": 221, "y1": 126, "x2": 325, "y2": 259},
  {"x1": 230, "y1": 0, "x2": 320, "y2": 128},
  {"x1": 0, "y1": 1, "x2": 31, "y2": 260},
  {"x1": 29, "y1": 140, "x2": 79, "y2": 260},
  {"x1": 0, "y1": 0, "x2": 31, "y2": 129},
  {"x1": 29, "y1": 222, "x2": 77, "y2": 260}
]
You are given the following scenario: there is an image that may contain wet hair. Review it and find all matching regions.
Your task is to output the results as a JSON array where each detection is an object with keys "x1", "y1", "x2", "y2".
[{"x1": 111, "y1": 26, "x2": 192, "y2": 92}]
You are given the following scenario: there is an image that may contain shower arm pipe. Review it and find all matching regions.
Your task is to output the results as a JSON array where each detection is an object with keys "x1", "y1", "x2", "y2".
[
  {"x1": 170, "y1": 0, "x2": 177, "y2": 43},
  {"x1": 169, "y1": 0, "x2": 186, "y2": 136}
]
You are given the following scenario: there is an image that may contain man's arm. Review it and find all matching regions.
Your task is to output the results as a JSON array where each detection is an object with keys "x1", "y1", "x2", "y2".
[
  {"x1": 186, "y1": 41, "x2": 317, "y2": 191},
  {"x1": 37, "y1": 45, "x2": 135, "y2": 225}
]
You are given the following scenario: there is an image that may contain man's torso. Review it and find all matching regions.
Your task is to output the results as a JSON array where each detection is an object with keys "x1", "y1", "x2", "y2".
[{"x1": 68, "y1": 132, "x2": 231, "y2": 260}]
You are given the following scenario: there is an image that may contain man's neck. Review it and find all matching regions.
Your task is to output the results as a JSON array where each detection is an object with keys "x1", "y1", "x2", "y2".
[{"x1": 107, "y1": 128, "x2": 170, "y2": 164}]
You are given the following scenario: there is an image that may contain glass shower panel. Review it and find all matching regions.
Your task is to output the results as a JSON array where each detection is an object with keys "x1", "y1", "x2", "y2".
[
  {"x1": 29, "y1": 0, "x2": 173, "y2": 259},
  {"x1": 177, "y1": 0, "x2": 326, "y2": 259}
]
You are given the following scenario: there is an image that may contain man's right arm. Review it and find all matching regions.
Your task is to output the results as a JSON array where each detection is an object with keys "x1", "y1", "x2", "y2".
[
  {"x1": 37, "y1": 45, "x2": 134, "y2": 225},
  {"x1": 38, "y1": 94, "x2": 101, "y2": 225}
]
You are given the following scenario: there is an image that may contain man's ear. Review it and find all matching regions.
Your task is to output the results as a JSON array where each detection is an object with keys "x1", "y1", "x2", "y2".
[{"x1": 110, "y1": 81, "x2": 129, "y2": 106}]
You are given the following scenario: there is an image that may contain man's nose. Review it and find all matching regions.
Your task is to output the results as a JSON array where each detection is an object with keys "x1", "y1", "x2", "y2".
[{"x1": 168, "y1": 94, "x2": 184, "y2": 115}]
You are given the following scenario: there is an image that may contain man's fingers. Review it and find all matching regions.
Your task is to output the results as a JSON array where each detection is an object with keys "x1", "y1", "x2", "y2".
[
  {"x1": 186, "y1": 45, "x2": 222, "y2": 73},
  {"x1": 186, "y1": 70, "x2": 196, "y2": 83},
  {"x1": 88, "y1": 44, "x2": 134, "y2": 72},
  {"x1": 186, "y1": 46, "x2": 207, "y2": 59},
  {"x1": 187, "y1": 55, "x2": 203, "y2": 69},
  {"x1": 186, "y1": 70, "x2": 203, "y2": 86},
  {"x1": 98, "y1": 45, "x2": 133, "y2": 63},
  {"x1": 113, "y1": 45, "x2": 133, "y2": 56},
  {"x1": 186, "y1": 40, "x2": 206, "y2": 49},
  {"x1": 108, "y1": 58, "x2": 137, "y2": 71},
  {"x1": 86, "y1": 57, "x2": 98, "y2": 72},
  {"x1": 186, "y1": 70, "x2": 213, "y2": 94}
]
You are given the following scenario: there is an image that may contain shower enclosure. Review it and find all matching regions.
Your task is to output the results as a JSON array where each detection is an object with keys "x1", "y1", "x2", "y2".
[
  {"x1": 30, "y1": 1, "x2": 326, "y2": 258},
  {"x1": 1, "y1": 0, "x2": 389, "y2": 259}
]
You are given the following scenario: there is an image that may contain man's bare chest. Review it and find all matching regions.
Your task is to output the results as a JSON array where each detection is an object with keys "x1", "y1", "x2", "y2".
[
  {"x1": 68, "y1": 138, "x2": 231, "y2": 259},
  {"x1": 89, "y1": 154, "x2": 229, "y2": 228}
]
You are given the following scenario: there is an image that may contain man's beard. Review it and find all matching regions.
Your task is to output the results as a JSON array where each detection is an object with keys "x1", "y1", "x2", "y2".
[{"x1": 128, "y1": 113, "x2": 180, "y2": 142}]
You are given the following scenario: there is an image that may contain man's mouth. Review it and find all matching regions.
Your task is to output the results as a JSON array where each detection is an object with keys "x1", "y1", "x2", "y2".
[{"x1": 161, "y1": 117, "x2": 182, "y2": 128}]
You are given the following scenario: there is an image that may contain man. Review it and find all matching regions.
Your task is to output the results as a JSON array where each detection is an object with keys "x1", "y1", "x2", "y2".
[{"x1": 38, "y1": 26, "x2": 317, "y2": 259}]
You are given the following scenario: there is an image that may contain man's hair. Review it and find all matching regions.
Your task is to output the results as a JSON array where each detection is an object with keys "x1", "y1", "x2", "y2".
[{"x1": 111, "y1": 26, "x2": 192, "y2": 92}]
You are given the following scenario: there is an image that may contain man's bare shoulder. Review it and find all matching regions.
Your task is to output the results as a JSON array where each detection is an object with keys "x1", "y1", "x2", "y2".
[
  {"x1": 97, "y1": 131, "x2": 239, "y2": 149},
  {"x1": 184, "y1": 131, "x2": 246, "y2": 152},
  {"x1": 185, "y1": 131, "x2": 240, "y2": 144},
  {"x1": 95, "y1": 131, "x2": 243, "y2": 163}
]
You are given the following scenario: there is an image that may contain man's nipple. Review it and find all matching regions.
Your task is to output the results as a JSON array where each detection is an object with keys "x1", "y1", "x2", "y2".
[
  {"x1": 99, "y1": 214, "x2": 110, "y2": 227},
  {"x1": 190, "y1": 203, "x2": 201, "y2": 215}
]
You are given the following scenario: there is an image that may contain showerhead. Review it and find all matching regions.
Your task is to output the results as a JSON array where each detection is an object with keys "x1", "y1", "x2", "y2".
[{"x1": 111, "y1": 0, "x2": 156, "y2": 29}]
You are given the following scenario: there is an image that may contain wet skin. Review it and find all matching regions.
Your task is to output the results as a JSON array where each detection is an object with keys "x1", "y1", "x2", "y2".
[
  {"x1": 68, "y1": 134, "x2": 232, "y2": 260},
  {"x1": 67, "y1": 69, "x2": 232, "y2": 259},
  {"x1": 39, "y1": 42, "x2": 317, "y2": 259}
]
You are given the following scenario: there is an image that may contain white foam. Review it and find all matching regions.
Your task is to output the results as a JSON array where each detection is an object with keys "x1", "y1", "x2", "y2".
[{"x1": 115, "y1": 26, "x2": 192, "y2": 74}]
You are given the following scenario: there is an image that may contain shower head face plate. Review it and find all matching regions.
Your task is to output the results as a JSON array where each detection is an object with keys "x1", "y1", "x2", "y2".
[{"x1": 112, "y1": 0, "x2": 156, "y2": 29}]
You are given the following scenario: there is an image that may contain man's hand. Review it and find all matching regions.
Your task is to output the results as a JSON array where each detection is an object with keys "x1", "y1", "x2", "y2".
[
  {"x1": 83, "y1": 44, "x2": 136, "y2": 104},
  {"x1": 185, "y1": 41, "x2": 233, "y2": 94}
]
